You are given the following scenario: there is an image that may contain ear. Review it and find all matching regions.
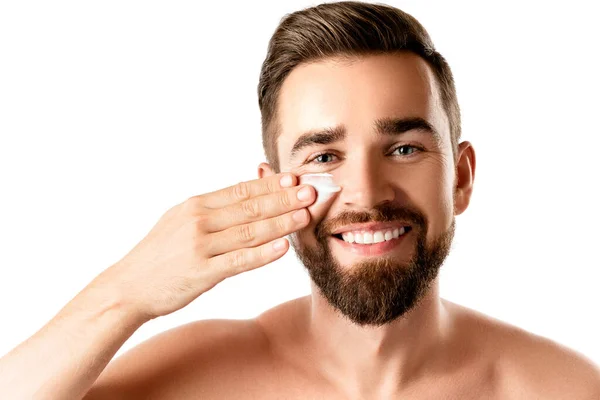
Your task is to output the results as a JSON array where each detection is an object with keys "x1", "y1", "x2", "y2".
[
  {"x1": 454, "y1": 141, "x2": 476, "y2": 216},
  {"x1": 258, "y1": 162, "x2": 277, "y2": 179}
]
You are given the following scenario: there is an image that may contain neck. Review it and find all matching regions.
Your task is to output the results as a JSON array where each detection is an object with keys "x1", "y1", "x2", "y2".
[{"x1": 306, "y1": 278, "x2": 452, "y2": 397}]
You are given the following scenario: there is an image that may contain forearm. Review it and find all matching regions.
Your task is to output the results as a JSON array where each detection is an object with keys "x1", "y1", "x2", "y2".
[{"x1": 0, "y1": 279, "x2": 148, "y2": 400}]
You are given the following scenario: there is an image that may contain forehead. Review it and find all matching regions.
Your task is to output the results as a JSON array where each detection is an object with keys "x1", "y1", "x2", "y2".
[{"x1": 276, "y1": 52, "x2": 449, "y2": 161}]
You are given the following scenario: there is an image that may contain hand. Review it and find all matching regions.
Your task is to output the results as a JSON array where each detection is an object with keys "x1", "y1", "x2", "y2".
[{"x1": 90, "y1": 173, "x2": 316, "y2": 320}]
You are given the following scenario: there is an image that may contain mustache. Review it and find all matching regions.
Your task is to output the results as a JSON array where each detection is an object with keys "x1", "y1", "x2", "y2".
[{"x1": 315, "y1": 203, "x2": 427, "y2": 241}]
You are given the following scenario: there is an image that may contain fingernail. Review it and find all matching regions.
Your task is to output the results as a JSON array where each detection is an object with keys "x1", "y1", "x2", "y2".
[
  {"x1": 280, "y1": 174, "x2": 293, "y2": 187},
  {"x1": 297, "y1": 186, "x2": 313, "y2": 201},
  {"x1": 293, "y1": 209, "x2": 308, "y2": 222}
]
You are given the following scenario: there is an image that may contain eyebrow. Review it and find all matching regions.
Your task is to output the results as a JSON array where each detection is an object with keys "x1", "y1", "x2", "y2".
[{"x1": 289, "y1": 116, "x2": 442, "y2": 160}]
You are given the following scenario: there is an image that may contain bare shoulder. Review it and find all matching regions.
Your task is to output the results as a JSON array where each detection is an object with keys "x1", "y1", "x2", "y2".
[
  {"x1": 85, "y1": 317, "x2": 270, "y2": 399},
  {"x1": 446, "y1": 300, "x2": 600, "y2": 399}
]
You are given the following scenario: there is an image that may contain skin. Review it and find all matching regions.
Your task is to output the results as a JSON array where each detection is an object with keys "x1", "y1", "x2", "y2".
[{"x1": 78, "y1": 52, "x2": 600, "y2": 399}]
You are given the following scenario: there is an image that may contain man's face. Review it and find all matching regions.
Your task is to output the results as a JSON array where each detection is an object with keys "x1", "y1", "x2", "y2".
[{"x1": 271, "y1": 52, "x2": 464, "y2": 326}]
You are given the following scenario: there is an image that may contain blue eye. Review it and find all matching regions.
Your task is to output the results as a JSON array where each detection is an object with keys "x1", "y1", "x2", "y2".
[
  {"x1": 313, "y1": 153, "x2": 336, "y2": 163},
  {"x1": 391, "y1": 145, "x2": 420, "y2": 156}
]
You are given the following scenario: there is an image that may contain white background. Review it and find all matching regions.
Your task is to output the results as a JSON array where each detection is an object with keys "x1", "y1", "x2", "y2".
[{"x1": 1, "y1": 0, "x2": 598, "y2": 366}]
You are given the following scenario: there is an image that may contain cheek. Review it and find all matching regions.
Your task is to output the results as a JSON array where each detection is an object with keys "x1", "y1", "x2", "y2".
[
  {"x1": 429, "y1": 169, "x2": 455, "y2": 234},
  {"x1": 302, "y1": 191, "x2": 339, "y2": 236},
  {"x1": 409, "y1": 159, "x2": 455, "y2": 234},
  {"x1": 297, "y1": 173, "x2": 341, "y2": 236}
]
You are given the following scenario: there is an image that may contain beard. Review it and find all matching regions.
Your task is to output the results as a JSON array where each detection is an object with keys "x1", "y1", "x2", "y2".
[{"x1": 289, "y1": 203, "x2": 455, "y2": 327}]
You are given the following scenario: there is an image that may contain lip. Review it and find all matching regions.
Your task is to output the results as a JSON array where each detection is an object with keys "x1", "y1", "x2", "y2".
[
  {"x1": 331, "y1": 221, "x2": 411, "y2": 235},
  {"x1": 331, "y1": 228, "x2": 410, "y2": 256}
]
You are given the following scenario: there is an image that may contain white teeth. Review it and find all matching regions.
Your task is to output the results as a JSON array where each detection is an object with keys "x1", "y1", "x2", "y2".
[
  {"x1": 342, "y1": 232, "x2": 355, "y2": 243},
  {"x1": 339, "y1": 227, "x2": 409, "y2": 244},
  {"x1": 354, "y1": 232, "x2": 364, "y2": 244},
  {"x1": 348, "y1": 232, "x2": 355, "y2": 243}
]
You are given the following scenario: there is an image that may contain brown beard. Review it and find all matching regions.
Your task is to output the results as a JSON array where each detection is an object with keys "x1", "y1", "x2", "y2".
[{"x1": 289, "y1": 203, "x2": 455, "y2": 327}]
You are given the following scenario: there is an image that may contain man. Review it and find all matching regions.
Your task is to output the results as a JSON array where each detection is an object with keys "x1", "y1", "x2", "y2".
[{"x1": 1, "y1": 1, "x2": 599, "y2": 399}]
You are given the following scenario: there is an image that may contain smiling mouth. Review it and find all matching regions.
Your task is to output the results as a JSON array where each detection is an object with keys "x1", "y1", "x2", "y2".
[{"x1": 332, "y1": 226, "x2": 412, "y2": 244}]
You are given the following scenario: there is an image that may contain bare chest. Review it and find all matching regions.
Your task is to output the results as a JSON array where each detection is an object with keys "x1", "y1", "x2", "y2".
[{"x1": 153, "y1": 359, "x2": 509, "y2": 400}]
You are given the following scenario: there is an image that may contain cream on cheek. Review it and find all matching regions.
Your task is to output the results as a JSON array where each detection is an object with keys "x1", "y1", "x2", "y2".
[
  {"x1": 299, "y1": 173, "x2": 340, "y2": 203},
  {"x1": 298, "y1": 173, "x2": 341, "y2": 224}
]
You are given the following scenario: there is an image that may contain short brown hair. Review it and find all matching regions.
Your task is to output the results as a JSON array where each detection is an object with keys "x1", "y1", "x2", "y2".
[{"x1": 257, "y1": 1, "x2": 461, "y2": 173}]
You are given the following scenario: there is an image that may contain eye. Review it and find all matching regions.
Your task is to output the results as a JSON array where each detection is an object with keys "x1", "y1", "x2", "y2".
[
  {"x1": 391, "y1": 145, "x2": 421, "y2": 156},
  {"x1": 308, "y1": 153, "x2": 337, "y2": 164}
]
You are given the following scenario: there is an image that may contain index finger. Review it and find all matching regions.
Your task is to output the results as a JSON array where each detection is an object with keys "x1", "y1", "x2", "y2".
[{"x1": 200, "y1": 173, "x2": 297, "y2": 209}]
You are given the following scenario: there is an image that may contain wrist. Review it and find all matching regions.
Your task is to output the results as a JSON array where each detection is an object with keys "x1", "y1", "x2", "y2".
[{"x1": 82, "y1": 270, "x2": 151, "y2": 329}]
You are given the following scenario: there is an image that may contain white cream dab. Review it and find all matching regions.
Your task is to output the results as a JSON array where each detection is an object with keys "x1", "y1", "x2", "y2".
[{"x1": 298, "y1": 173, "x2": 341, "y2": 204}]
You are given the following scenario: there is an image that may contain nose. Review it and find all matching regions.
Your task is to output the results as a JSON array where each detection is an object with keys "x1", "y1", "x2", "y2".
[{"x1": 336, "y1": 154, "x2": 396, "y2": 209}]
